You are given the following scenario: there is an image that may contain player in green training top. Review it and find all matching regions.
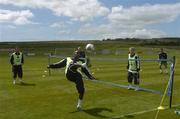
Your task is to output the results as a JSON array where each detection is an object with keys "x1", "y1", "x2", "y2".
[
  {"x1": 127, "y1": 47, "x2": 140, "y2": 91},
  {"x1": 10, "y1": 47, "x2": 24, "y2": 85}
]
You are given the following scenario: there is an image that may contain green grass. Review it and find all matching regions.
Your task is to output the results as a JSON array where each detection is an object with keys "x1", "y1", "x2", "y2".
[{"x1": 0, "y1": 42, "x2": 180, "y2": 119}]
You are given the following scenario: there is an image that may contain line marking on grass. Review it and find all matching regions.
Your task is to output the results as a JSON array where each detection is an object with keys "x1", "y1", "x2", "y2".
[
  {"x1": 86, "y1": 79, "x2": 162, "y2": 95},
  {"x1": 154, "y1": 79, "x2": 171, "y2": 119},
  {"x1": 111, "y1": 103, "x2": 180, "y2": 119}
]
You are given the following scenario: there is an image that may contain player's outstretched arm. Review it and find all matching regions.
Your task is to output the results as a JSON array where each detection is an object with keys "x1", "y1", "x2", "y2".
[
  {"x1": 81, "y1": 65, "x2": 95, "y2": 80},
  {"x1": 47, "y1": 58, "x2": 67, "y2": 68}
]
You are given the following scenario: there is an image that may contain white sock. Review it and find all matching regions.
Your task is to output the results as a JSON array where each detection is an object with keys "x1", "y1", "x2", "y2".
[
  {"x1": 128, "y1": 84, "x2": 132, "y2": 89},
  {"x1": 13, "y1": 79, "x2": 16, "y2": 84},
  {"x1": 77, "y1": 99, "x2": 82, "y2": 107}
]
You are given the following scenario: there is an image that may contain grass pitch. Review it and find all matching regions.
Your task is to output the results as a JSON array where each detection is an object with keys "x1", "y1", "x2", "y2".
[{"x1": 0, "y1": 42, "x2": 180, "y2": 119}]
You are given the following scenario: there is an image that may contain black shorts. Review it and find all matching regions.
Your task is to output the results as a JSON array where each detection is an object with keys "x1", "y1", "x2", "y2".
[
  {"x1": 66, "y1": 70, "x2": 84, "y2": 95},
  {"x1": 160, "y1": 61, "x2": 167, "y2": 68},
  {"x1": 128, "y1": 72, "x2": 139, "y2": 85},
  {"x1": 12, "y1": 65, "x2": 23, "y2": 78}
]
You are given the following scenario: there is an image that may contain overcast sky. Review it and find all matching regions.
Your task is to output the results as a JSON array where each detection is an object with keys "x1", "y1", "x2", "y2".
[{"x1": 0, "y1": 0, "x2": 180, "y2": 42}]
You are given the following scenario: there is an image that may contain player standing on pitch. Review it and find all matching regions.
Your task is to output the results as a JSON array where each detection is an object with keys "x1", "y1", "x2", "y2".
[
  {"x1": 127, "y1": 47, "x2": 140, "y2": 91},
  {"x1": 47, "y1": 51, "x2": 95, "y2": 111},
  {"x1": 158, "y1": 48, "x2": 168, "y2": 74},
  {"x1": 10, "y1": 47, "x2": 24, "y2": 84}
]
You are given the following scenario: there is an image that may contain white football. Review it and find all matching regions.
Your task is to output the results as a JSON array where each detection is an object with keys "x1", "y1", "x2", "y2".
[{"x1": 85, "y1": 43, "x2": 95, "y2": 50}]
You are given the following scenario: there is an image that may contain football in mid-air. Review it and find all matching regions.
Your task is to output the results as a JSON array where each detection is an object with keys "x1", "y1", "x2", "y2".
[{"x1": 85, "y1": 43, "x2": 95, "y2": 50}]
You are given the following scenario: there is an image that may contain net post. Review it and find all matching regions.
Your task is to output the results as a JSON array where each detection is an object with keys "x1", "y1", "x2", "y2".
[
  {"x1": 169, "y1": 56, "x2": 175, "y2": 108},
  {"x1": 48, "y1": 53, "x2": 51, "y2": 76}
]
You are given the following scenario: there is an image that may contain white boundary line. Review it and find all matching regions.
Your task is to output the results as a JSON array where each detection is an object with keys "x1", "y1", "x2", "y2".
[{"x1": 111, "y1": 104, "x2": 180, "y2": 119}]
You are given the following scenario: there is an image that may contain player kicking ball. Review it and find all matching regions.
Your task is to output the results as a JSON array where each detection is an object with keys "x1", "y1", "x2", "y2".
[
  {"x1": 47, "y1": 50, "x2": 95, "y2": 111},
  {"x1": 127, "y1": 47, "x2": 140, "y2": 91}
]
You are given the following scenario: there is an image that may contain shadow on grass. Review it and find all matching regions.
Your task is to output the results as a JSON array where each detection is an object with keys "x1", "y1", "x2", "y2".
[
  {"x1": 16, "y1": 82, "x2": 36, "y2": 86},
  {"x1": 124, "y1": 115, "x2": 134, "y2": 118},
  {"x1": 111, "y1": 114, "x2": 135, "y2": 119},
  {"x1": 70, "y1": 107, "x2": 113, "y2": 118}
]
